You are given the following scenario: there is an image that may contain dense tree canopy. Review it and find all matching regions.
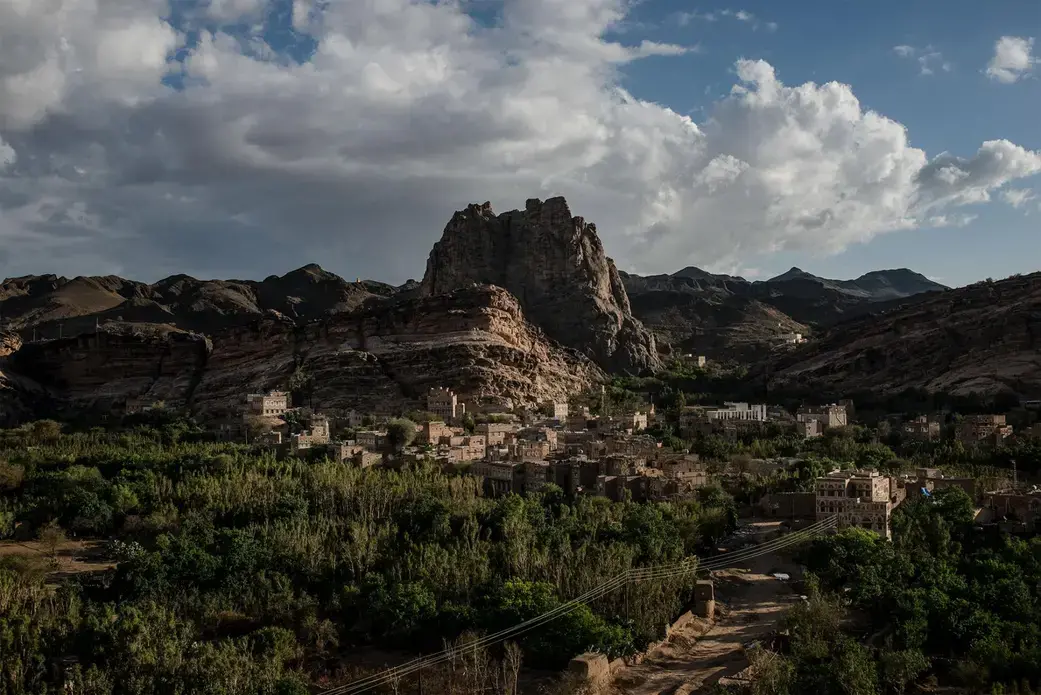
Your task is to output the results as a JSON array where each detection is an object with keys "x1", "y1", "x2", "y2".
[{"x1": 0, "y1": 421, "x2": 739, "y2": 694}]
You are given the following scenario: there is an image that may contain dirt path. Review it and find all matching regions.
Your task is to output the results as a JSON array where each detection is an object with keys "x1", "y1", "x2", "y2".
[
  {"x1": 0, "y1": 539, "x2": 116, "y2": 579},
  {"x1": 610, "y1": 528, "x2": 801, "y2": 694}
]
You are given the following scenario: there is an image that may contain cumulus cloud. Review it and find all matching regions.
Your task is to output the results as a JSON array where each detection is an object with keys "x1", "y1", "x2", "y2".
[
  {"x1": 986, "y1": 36, "x2": 1036, "y2": 83},
  {"x1": 0, "y1": 0, "x2": 1039, "y2": 282},
  {"x1": 893, "y1": 45, "x2": 952, "y2": 75}
]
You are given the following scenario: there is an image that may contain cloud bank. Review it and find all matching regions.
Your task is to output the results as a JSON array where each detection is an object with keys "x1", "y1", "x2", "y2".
[{"x1": 0, "y1": 0, "x2": 1039, "y2": 282}]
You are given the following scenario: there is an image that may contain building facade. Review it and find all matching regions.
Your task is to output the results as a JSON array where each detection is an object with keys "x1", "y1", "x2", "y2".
[
  {"x1": 815, "y1": 470, "x2": 895, "y2": 538},
  {"x1": 427, "y1": 387, "x2": 460, "y2": 421},
  {"x1": 246, "y1": 391, "x2": 291, "y2": 417},
  {"x1": 797, "y1": 404, "x2": 848, "y2": 429}
]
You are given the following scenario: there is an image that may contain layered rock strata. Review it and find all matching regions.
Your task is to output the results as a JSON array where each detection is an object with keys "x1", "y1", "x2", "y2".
[
  {"x1": 766, "y1": 273, "x2": 1041, "y2": 397},
  {"x1": 7, "y1": 286, "x2": 603, "y2": 420}
]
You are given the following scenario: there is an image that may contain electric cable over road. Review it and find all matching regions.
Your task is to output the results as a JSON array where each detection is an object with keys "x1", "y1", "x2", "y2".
[{"x1": 324, "y1": 516, "x2": 837, "y2": 695}]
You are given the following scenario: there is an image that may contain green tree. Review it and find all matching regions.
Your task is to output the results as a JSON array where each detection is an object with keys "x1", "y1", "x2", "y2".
[{"x1": 385, "y1": 418, "x2": 418, "y2": 453}]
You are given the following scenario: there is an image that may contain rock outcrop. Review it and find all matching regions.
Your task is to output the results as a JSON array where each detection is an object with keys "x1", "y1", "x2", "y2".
[
  {"x1": 420, "y1": 197, "x2": 661, "y2": 374},
  {"x1": 7, "y1": 285, "x2": 604, "y2": 420},
  {"x1": 764, "y1": 272, "x2": 1041, "y2": 398}
]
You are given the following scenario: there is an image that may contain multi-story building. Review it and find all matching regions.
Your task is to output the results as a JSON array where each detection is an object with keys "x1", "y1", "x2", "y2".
[
  {"x1": 417, "y1": 421, "x2": 459, "y2": 445},
  {"x1": 246, "y1": 390, "x2": 291, "y2": 417},
  {"x1": 705, "y1": 402, "x2": 767, "y2": 422},
  {"x1": 290, "y1": 415, "x2": 331, "y2": 451},
  {"x1": 904, "y1": 415, "x2": 941, "y2": 442},
  {"x1": 356, "y1": 430, "x2": 387, "y2": 451},
  {"x1": 797, "y1": 419, "x2": 822, "y2": 438},
  {"x1": 470, "y1": 460, "x2": 524, "y2": 495},
  {"x1": 552, "y1": 402, "x2": 569, "y2": 421},
  {"x1": 476, "y1": 422, "x2": 518, "y2": 447},
  {"x1": 797, "y1": 404, "x2": 848, "y2": 430},
  {"x1": 956, "y1": 414, "x2": 1013, "y2": 447},
  {"x1": 815, "y1": 470, "x2": 895, "y2": 538},
  {"x1": 427, "y1": 387, "x2": 460, "y2": 421}
]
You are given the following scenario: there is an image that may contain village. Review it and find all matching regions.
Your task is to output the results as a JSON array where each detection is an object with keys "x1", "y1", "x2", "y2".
[{"x1": 194, "y1": 378, "x2": 1041, "y2": 541}]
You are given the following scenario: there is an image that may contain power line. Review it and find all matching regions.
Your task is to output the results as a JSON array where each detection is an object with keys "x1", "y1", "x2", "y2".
[{"x1": 325, "y1": 516, "x2": 837, "y2": 695}]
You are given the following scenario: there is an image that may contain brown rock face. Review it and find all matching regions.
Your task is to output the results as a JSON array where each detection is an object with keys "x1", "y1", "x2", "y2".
[
  {"x1": 420, "y1": 197, "x2": 661, "y2": 374},
  {"x1": 7, "y1": 285, "x2": 603, "y2": 420},
  {"x1": 765, "y1": 272, "x2": 1041, "y2": 398}
]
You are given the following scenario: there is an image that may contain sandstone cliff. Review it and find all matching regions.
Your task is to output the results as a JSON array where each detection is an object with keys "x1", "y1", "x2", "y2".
[
  {"x1": 7, "y1": 286, "x2": 603, "y2": 420},
  {"x1": 420, "y1": 197, "x2": 661, "y2": 374},
  {"x1": 764, "y1": 273, "x2": 1041, "y2": 398}
]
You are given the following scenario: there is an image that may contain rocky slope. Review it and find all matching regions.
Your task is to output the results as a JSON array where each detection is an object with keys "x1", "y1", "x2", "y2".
[
  {"x1": 620, "y1": 266, "x2": 946, "y2": 357},
  {"x1": 763, "y1": 273, "x2": 1041, "y2": 398},
  {"x1": 420, "y1": 198, "x2": 661, "y2": 374},
  {"x1": 0, "y1": 264, "x2": 405, "y2": 340},
  {"x1": 5, "y1": 285, "x2": 604, "y2": 421}
]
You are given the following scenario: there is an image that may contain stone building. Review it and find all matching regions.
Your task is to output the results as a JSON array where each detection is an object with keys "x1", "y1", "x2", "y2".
[
  {"x1": 290, "y1": 415, "x2": 331, "y2": 452},
  {"x1": 552, "y1": 401, "x2": 569, "y2": 421},
  {"x1": 904, "y1": 415, "x2": 941, "y2": 442},
  {"x1": 956, "y1": 414, "x2": 1013, "y2": 447},
  {"x1": 980, "y1": 489, "x2": 1041, "y2": 531},
  {"x1": 356, "y1": 430, "x2": 387, "y2": 451},
  {"x1": 797, "y1": 419, "x2": 822, "y2": 438},
  {"x1": 427, "y1": 387, "x2": 460, "y2": 421},
  {"x1": 470, "y1": 460, "x2": 524, "y2": 495},
  {"x1": 246, "y1": 390, "x2": 291, "y2": 417},
  {"x1": 797, "y1": 404, "x2": 848, "y2": 430},
  {"x1": 815, "y1": 469, "x2": 896, "y2": 538},
  {"x1": 477, "y1": 422, "x2": 519, "y2": 446},
  {"x1": 417, "y1": 421, "x2": 459, "y2": 445}
]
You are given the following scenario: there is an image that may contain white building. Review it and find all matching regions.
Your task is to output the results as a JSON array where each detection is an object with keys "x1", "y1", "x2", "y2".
[{"x1": 705, "y1": 402, "x2": 767, "y2": 422}]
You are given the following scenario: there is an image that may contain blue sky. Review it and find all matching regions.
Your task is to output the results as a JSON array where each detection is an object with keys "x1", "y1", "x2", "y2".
[
  {"x1": 0, "y1": 0, "x2": 1038, "y2": 287},
  {"x1": 610, "y1": 0, "x2": 1041, "y2": 284}
]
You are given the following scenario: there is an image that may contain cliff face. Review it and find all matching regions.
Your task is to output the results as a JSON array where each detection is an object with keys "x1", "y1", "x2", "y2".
[
  {"x1": 420, "y1": 197, "x2": 661, "y2": 374},
  {"x1": 765, "y1": 273, "x2": 1041, "y2": 397},
  {"x1": 6, "y1": 286, "x2": 603, "y2": 420}
]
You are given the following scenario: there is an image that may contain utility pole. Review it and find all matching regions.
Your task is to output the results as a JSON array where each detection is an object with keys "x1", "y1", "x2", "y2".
[{"x1": 1012, "y1": 458, "x2": 1018, "y2": 489}]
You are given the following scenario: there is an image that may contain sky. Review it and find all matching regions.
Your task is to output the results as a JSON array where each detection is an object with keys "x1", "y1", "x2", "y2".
[{"x1": 0, "y1": 0, "x2": 1039, "y2": 288}]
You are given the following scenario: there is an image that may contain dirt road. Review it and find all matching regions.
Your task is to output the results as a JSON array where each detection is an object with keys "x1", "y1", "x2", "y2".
[
  {"x1": 610, "y1": 527, "x2": 801, "y2": 694},
  {"x1": 0, "y1": 539, "x2": 116, "y2": 579}
]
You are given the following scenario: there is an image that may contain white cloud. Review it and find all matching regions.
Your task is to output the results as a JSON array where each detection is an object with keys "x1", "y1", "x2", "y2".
[
  {"x1": 206, "y1": 0, "x2": 265, "y2": 22},
  {"x1": 986, "y1": 36, "x2": 1036, "y2": 83},
  {"x1": 677, "y1": 8, "x2": 775, "y2": 31},
  {"x1": 0, "y1": 0, "x2": 1038, "y2": 282},
  {"x1": 926, "y1": 214, "x2": 978, "y2": 228},
  {"x1": 0, "y1": 137, "x2": 14, "y2": 169},
  {"x1": 893, "y1": 45, "x2": 951, "y2": 75},
  {"x1": 1001, "y1": 188, "x2": 1036, "y2": 208}
]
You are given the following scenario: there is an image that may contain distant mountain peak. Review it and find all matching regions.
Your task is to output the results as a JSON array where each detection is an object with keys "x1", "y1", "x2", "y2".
[
  {"x1": 671, "y1": 266, "x2": 747, "y2": 283},
  {"x1": 767, "y1": 267, "x2": 816, "y2": 283}
]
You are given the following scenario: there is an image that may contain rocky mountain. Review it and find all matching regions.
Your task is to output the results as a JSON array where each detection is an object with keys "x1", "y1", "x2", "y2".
[
  {"x1": 421, "y1": 197, "x2": 661, "y2": 374},
  {"x1": 0, "y1": 265, "x2": 406, "y2": 341},
  {"x1": 764, "y1": 273, "x2": 1041, "y2": 398},
  {"x1": 5, "y1": 285, "x2": 604, "y2": 422},
  {"x1": 762, "y1": 266, "x2": 946, "y2": 302},
  {"x1": 620, "y1": 266, "x2": 946, "y2": 358}
]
